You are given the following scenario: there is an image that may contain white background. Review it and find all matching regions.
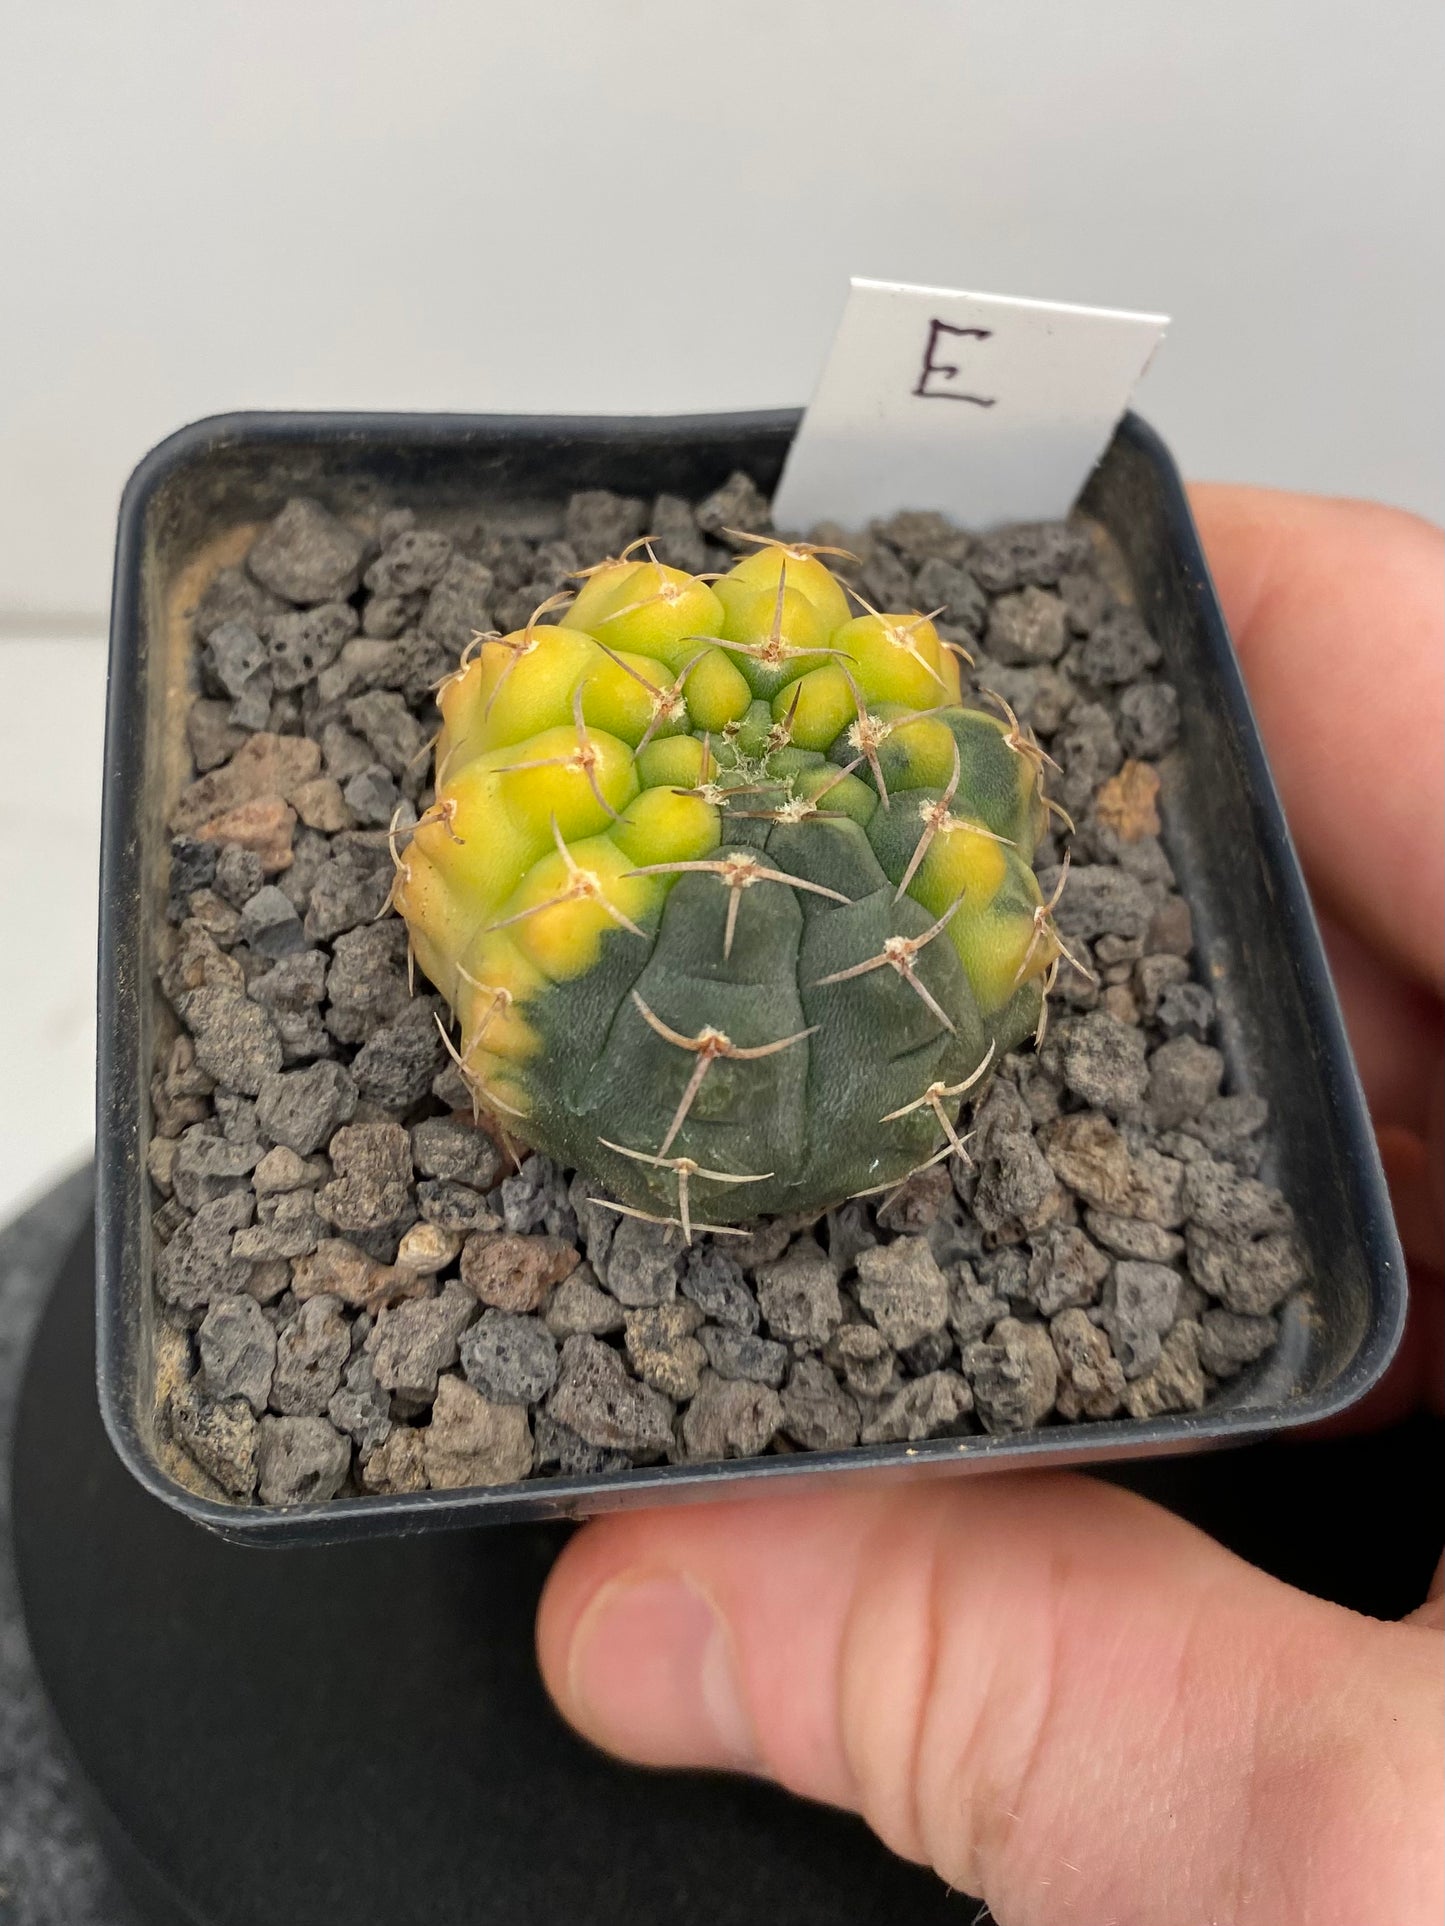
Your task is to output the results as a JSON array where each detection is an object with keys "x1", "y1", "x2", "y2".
[
  {"x1": 0, "y1": 0, "x2": 1440, "y2": 1216},
  {"x1": 2, "y1": 0, "x2": 1441, "y2": 624}
]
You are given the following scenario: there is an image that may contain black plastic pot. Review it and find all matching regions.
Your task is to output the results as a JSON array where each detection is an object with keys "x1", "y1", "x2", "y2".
[{"x1": 98, "y1": 408, "x2": 1406, "y2": 1546}]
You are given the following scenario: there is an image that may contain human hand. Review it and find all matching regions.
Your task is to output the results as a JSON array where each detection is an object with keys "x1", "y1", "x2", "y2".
[
  {"x1": 536, "y1": 486, "x2": 1445, "y2": 1926},
  {"x1": 1190, "y1": 487, "x2": 1443, "y2": 1421}
]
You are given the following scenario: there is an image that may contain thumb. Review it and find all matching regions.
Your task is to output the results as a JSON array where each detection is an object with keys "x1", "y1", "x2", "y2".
[{"x1": 537, "y1": 1477, "x2": 1442, "y2": 1926}]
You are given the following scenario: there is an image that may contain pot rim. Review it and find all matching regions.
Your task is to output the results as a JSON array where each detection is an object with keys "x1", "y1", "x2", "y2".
[{"x1": 96, "y1": 406, "x2": 1407, "y2": 1545}]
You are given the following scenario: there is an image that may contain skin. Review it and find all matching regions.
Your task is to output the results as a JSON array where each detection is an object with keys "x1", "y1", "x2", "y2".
[{"x1": 536, "y1": 487, "x2": 1445, "y2": 1926}]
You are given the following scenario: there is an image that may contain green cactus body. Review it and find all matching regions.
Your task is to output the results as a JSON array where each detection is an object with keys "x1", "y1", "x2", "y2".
[{"x1": 396, "y1": 538, "x2": 1067, "y2": 1231}]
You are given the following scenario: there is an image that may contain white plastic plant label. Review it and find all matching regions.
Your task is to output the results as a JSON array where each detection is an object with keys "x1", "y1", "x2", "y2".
[{"x1": 771, "y1": 278, "x2": 1168, "y2": 535}]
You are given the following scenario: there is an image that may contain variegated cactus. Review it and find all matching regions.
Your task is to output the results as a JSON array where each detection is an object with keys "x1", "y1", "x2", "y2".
[{"x1": 394, "y1": 533, "x2": 1076, "y2": 1232}]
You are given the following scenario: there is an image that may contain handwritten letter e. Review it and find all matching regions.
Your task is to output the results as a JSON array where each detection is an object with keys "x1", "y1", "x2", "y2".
[{"x1": 912, "y1": 319, "x2": 996, "y2": 407}]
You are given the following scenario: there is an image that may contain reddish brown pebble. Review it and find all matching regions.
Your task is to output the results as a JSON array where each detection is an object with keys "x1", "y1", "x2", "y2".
[
  {"x1": 291, "y1": 775, "x2": 353, "y2": 832},
  {"x1": 1094, "y1": 759, "x2": 1162, "y2": 841},
  {"x1": 360, "y1": 1428, "x2": 427, "y2": 1494},
  {"x1": 170, "y1": 732, "x2": 322, "y2": 834},
  {"x1": 461, "y1": 1232, "x2": 580, "y2": 1312},
  {"x1": 422, "y1": 1376, "x2": 533, "y2": 1489},
  {"x1": 1103, "y1": 981, "x2": 1141, "y2": 1025},
  {"x1": 292, "y1": 1237, "x2": 384, "y2": 1307},
  {"x1": 196, "y1": 795, "x2": 298, "y2": 873}
]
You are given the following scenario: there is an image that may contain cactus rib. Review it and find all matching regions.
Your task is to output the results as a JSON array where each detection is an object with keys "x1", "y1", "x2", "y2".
[{"x1": 395, "y1": 530, "x2": 1073, "y2": 1229}]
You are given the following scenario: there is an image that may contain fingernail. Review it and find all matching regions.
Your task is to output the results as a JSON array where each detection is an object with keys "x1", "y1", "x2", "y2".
[{"x1": 567, "y1": 1571, "x2": 758, "y2": 1770}]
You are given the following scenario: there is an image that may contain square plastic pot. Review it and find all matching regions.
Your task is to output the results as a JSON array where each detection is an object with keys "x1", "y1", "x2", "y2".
[{"x1": 97, "y1": 408, "x2": 1406, "y2": 1545}]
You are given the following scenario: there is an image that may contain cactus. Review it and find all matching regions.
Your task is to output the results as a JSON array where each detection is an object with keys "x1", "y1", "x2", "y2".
[{"x1": 394, "y1": 532, "x2": 1079, "y2": 1233}]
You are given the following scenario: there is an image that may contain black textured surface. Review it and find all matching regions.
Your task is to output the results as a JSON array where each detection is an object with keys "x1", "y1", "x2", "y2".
[
  {"x1": 7, "y1": 1190, "x2": 1438, "y2": 1925},
  {"x1": 0, "y1": 1172, "x2": 135, "y2": 1926},
  {"x1": 16, "y1": 1212, "x2": 966, "y2": 1926}
]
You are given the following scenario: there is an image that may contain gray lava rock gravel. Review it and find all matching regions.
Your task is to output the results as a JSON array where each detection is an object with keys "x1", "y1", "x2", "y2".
[
  {"x1": 854, "y1": 1238, "x2": 949, "y2": 1349},
  {"x1": 860, "y1": 1369, "x2": 972, "y2": 1445},
  {"x1": 781, "y1": 1357, "x2": 862, "y2": 1450},
  {"x1": 256, "y1": 1061, "x2": 357, "y2": 1156},
  {"x1": 460, "y1": 1311, "x2": 559, "y2": 1405},
  {"x1": 368, "y1": 1282, "x2": 475, "y2": 1402},
  {"x1": 197, "y1": 1293, "x2": 276, "y2": 1413},
  {"x1": 247, "y1": 498, "x2": 366, "y2": 605},
  {"x1": 1097, "y1": 1260, "x2": 1181, "y2": 1379},
  {"x1": 681, "y1": 1371, "x2": 784, "y2": 1461},
  {"x1": 548, "y1": 1335, "x2": 674, "y2": 1458},
  {"x1": 256, "y1": 1413, "x2": 351, "y2": 1505},
  {"x1": 963, "y1": 1318, "x2": 1059, "y2": 1433},
  {"x1": 602, "y1": 1214, "x2": 685, "y2": 1307},
  {"x1": 148, "y1": 487, "x2": 1307, "y2": 1504},
  {"x1": 754, "y1": 1238, "x2": 842, "y2": 1344}
]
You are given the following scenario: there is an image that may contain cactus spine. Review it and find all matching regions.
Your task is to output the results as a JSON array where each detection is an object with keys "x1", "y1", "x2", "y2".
[{"x1": 394, "y1": 530, "x2": 1077, "y2": 1232}]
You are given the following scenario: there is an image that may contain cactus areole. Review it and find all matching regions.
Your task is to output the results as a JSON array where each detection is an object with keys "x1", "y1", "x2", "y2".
[{"x1": 395, "y1": 534, "x2": 1076, "y2": 1234}]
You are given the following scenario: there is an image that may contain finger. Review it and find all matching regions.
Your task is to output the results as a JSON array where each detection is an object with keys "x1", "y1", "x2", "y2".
[
  {"x1": 1189, "y1": 484, "x2": 1444, "y2": 995},
  {"x1": 1314, "y1": 1234, "x2": 1444, "y2": 1433},
  {"x1": 1316, "y1": 908, "x2": 1445, "y2": 1291},
  {"x1": 1379, "y1": 1122, "x2": 1445, "y2": 1283},
  {"x1": 1317, "y1": 910, "x2": 1444, "y2": 1139},
  {"x1": 539, "y1": 1479, "x2": 1443, "y2": 1926}
]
